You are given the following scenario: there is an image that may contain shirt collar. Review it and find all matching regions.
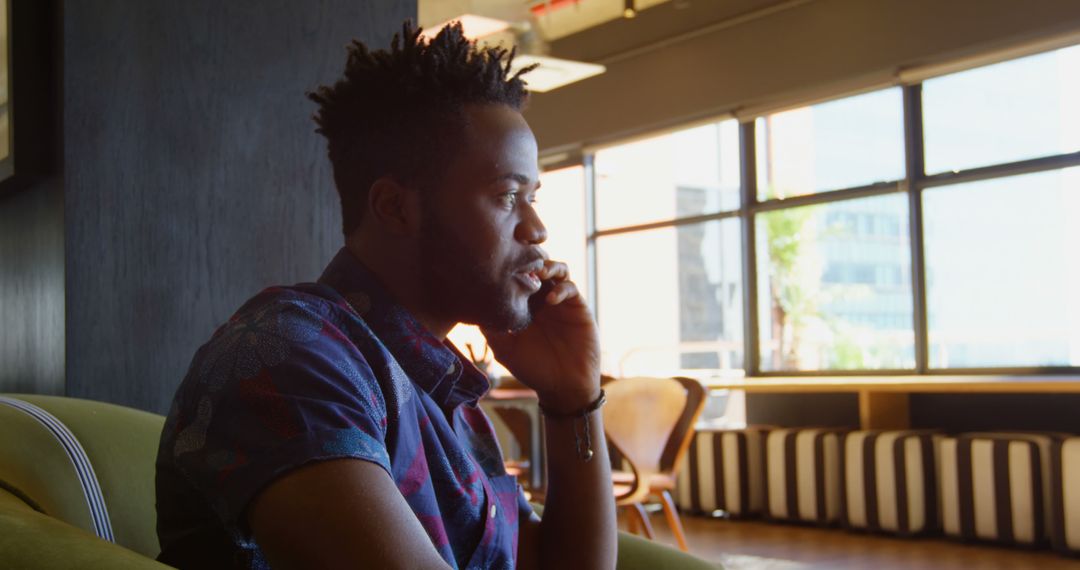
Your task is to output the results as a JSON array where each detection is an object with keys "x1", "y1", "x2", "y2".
[{"x1": 317, "y1": 247, "x2": 491, "y2": 410}]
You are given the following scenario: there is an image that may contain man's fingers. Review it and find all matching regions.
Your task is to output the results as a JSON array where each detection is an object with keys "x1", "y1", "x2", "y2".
[
  {"x1": 546, "y1": 280, "x2": 580, "y2": 305},
  {"x1": 539, "y1": 260, "x2": 570, "y2": 282}
]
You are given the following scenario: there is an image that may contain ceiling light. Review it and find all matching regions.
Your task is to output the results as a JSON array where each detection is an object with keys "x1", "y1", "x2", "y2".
[
  {"x1": 623, "y1": 0, "x2": 637, "y2": 18},
  {"x1": 420, "y1": 14, "x2": 511, "y2": 41},
  {"x1": 509, "y1": 54, "x2": 605, "y2": 93}
]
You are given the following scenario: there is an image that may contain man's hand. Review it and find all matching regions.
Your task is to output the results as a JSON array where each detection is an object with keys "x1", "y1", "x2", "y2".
[
  {"x1": 484, "y1": 262, "x2": 617, "y2": 570},
  {"x1": 481, "y1": 259, "x2": 601, "y2": 413}
]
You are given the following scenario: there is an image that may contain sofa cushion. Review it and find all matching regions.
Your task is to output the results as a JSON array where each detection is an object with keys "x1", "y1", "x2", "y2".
[
  {"x1": 0, "y1": 486, "x2": 169, "y2": 570},
  {"x1": 3, "y1": 394, "x2": 165, "y2": 558},
  {"x1": 0, "y1": 396, "x2": 100, "y2": 538}
]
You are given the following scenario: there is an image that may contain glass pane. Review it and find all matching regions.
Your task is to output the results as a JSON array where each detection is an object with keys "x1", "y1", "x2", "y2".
[
  {"x1": 755, "y1": 88, "x2": 904, "y2": 201},
  {"x1": 535, "y1": 165, "x2": 589, "y2": 296},
  {"x1": 596, "y1": 219, "x2": 743, "y2": 377},
  {"x1": 756, "y1": 194, "x2": 914, "y2": 371},
  {"x1": 448, "y1": 165, "x2": 588, "y2": 378},
  {"x1": 924, "y1": 168, "x2": 1080, "y2": 368},
  {"x1": 923, "y1": 45, "x2": 1080, "y2": 175},
  {"x1": 594, "y1": 120, "x2": 740, "y2": 230}
]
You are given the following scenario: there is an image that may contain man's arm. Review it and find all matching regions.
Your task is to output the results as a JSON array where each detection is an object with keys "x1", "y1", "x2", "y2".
[
  {"x1": 247, "y1": 458, "x2": 452, "y2": 570},
  {"x1": 517, "y1": 407, "x2": 615, "y2": 570},
  {"x1": 484, "y1": 260, "x2": 618, "y2": 570}
]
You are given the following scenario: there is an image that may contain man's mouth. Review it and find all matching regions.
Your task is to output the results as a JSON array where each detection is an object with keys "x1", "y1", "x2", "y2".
[
  {"x1": 513, "y1": 260, "x2": 544, "y2": 294},
  {"x1": 514, "y1": 270, "x2": 542, "y2": 293}
]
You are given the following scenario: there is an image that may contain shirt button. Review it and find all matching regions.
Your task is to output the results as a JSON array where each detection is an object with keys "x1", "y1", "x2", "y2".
[{"x1": 490, "y1": 504, "x2": 497, "y2": 519}]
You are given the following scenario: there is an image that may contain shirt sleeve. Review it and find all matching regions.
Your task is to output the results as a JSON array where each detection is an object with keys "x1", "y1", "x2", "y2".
[{"x1": 168, "y1": 298, "x2": 391, "y2": 533}]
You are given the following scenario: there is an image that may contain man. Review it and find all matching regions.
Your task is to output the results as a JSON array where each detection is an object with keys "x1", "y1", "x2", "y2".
[{"x1": 155, "y1": 21, "x2": 617, "y2": 569}]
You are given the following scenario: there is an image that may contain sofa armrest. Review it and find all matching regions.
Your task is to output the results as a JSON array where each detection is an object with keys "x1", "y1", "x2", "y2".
[{"x1": 0, "y1": 488, "x2": 168, "y2": 570}]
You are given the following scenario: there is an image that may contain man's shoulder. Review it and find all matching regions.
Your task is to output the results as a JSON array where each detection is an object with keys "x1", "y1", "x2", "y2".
[
  {"x1": 228, "y1": 282, "x2": 354, "y2": 325},
  {"x1": 177, "y1": 282, "x2": 379, "y2": 395}
]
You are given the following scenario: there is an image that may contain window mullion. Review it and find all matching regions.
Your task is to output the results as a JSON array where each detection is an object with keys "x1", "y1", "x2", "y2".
[
  {"x1": 739, "y1": 121, "x2": 761, "y2": 377},
  {"x1": 903, "y1": 84, "x2": 930, "y2": 374},
  {"x1": 584, "y1": 154, "x2": 599, "y2": 325}
]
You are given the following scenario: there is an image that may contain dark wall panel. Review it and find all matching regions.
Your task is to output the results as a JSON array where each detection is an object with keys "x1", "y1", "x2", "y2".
[
  {"x1": 63, "y1": 1, "x2": 414, "y2": 413},
  {"x1": 745, "y1": 393, "x2": 1080, "y2": 433},
  {"x1": 0, "y1": 179, "x2": 65, "y2": 395},
  {"x1": 910, "y1": 393, "x2": 1080, "y2": 433},
  {"x1": 745, "y1": 393, "x2": 860, "y2": 428}
]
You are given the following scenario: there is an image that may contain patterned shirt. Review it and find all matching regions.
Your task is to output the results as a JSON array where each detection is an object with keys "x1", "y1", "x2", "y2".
[{"x1": 156, "y1": 247, "x2": 535, "y2": 569}]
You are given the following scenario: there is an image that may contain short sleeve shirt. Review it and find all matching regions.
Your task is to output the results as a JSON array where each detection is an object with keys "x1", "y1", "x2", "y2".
[{"x1": 155, "y1": 248, "x2": 536, "y2": 569}]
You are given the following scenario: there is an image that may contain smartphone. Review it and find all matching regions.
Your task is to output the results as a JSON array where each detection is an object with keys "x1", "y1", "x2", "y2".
[{"x1": 528, "y1": 279, "x2": 556, "y2": 315}]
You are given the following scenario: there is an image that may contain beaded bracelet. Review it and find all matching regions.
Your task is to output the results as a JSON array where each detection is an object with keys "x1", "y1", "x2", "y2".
[{"x1": 538, "y1": 389, "x2": 607, "y2": 462}]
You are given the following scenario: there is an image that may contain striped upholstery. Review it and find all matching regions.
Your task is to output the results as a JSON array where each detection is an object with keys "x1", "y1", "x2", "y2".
[
  {"x1": 674, "y1": 427, "x2": 768, "y2": 517},
  {"x1": 764, "y1": 428, "x2": 846, "y2": 524},
  {"x1": 0, "y1": 396, "x2": 115, "y2": 542},
  {"x1": 840, "y1": 430, "x2": 941, "y2": 535},
  {"x1": 939, "y1": 432, "x2": 1058, "y2": 546},
  {"x1": 1051, "y1": 437, "x2": 1080, "y2": 556}
]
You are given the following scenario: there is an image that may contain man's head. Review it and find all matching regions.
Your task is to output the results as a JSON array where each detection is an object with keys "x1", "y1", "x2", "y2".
[
  {"x1": 308, "y1": 21, "x2": 536, "y2": 237},
  {"x1": 309, "y1": 22, "x2": 547, "y2": 333}
]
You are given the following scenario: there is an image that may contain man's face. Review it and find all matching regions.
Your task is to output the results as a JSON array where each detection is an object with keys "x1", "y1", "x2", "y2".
[{"x1": 418, "y1": 103, "x2": 546, "y2": 333}]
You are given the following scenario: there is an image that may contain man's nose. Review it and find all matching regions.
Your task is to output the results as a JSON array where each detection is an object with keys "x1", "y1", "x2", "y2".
[{"x1": 516, "y1": 205, "x2": 548, "y2": 245}]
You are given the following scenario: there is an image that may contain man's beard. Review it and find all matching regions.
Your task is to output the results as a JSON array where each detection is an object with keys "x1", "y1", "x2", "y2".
[{"x1": 417, "y1": 210, "x2": 533, "y2": 333}]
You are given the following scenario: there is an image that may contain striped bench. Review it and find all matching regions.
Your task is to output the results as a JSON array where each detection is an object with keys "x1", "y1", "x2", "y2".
[
  {"x1": 841, "y1": 430, "x2": 941, "y2": 536},
  {"x1": 674, "y1": 427, "x2": 769, "y2": 518},
  {"x1": 939, "y1": 432, "x2": 1059, "y2": 547},
  {"x1": 1051, "y1": 436, "x2": 1080, "y2": 557},
  {"x1": 764, "y1": 428, "x2": 847, "y2": 525}
]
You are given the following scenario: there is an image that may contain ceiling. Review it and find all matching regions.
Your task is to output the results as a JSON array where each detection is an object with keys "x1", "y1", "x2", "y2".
[{"x1": 418, "y1": 0, "x2": 675, "y2": 43}]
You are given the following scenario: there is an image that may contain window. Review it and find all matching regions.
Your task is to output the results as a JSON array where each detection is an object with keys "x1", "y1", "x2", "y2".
[
  {"x1": 596, "y1": 219, "x2": 743, "y2": 376},
  {"x1": 475, "y1": 41, "x2": 1080, "y2": 381},
  {"x1": 590, "y1": 120, "x2": 744, "y2": 379},
  {"x1": 595, "y1": 121, "x2": 740, "y2": 230},
  {"x1": 923, "y1": 44, "x2": 1080, "y2": 175},
  {"x1": 755, "y1": 89, "x2": 904, "y2": 200},
  {"x1": 923, "y1": 168, "x2": 1080, "y2": 367},
  {"x1": 532, "y1": 165, "x2": 589, "y2": 296},
  {"x1": 756, "y1": 194, "x2": 914, "y2": 371}
]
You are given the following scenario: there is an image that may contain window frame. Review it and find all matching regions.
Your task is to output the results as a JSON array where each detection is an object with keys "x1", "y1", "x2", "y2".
[{"x1": 549, "y1": 51, "x2": 1080, "y2": 379}]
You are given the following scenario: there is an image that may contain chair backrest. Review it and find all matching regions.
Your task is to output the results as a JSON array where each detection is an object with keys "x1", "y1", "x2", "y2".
[
  {"x1": 659, "y1": 377, "x2": 707, "y2": 473},
  {"x1": 602, "y1": 377, "x2": 706, "y2": 478},
  {"x1": 0, "y1": 394, "x2": 165, "y2": 558}
]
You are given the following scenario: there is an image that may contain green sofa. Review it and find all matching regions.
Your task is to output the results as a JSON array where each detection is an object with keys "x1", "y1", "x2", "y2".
[{"x1": 0, "y1": 394, "x2": 717, "y2": 569}]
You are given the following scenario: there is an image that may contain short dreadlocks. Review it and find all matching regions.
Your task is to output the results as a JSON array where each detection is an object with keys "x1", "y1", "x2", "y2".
[{"x1": 309, "y1": 21, "x2": 537, "y2": 237}]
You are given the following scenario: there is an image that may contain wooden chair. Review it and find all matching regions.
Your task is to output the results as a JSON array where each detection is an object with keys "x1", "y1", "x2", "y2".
[{"x1": 603, "y1": 376, "x2": 706, "y2": 551}]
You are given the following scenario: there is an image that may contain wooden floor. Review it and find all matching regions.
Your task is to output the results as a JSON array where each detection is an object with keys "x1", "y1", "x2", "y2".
[{"x1": 622, "y1": 511, "x2": 1080, "y2": 569}]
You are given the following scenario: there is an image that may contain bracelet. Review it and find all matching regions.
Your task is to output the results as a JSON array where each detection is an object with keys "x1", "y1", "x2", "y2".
[{"x1": 538, "y1": 390, "x2": 606, "y2": 462}]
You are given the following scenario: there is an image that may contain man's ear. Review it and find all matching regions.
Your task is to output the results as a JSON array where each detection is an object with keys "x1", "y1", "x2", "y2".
[{"x1": 367, "y1": 176, "x2": 422, "y2": 237}]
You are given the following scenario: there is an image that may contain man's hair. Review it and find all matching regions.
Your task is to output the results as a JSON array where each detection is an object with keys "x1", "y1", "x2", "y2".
[{"x1": 308, "y1": 21, "x2": 537, "y2": 236}]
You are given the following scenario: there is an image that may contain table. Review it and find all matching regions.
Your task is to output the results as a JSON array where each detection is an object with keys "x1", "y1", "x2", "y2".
[
  {"x1": 702, "y1": 375, "x2": 1080, "y2": 430},
  {"x1": 482, "y1": 388, "x2": 545, "y2": 491}
]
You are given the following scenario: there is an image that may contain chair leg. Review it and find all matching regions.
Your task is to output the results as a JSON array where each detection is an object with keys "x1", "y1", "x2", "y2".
[
  {"x1": 659, "y1": 489, "x2": 689, "y2": 552},
  {"x1": 624, "y1": 506, "x2": 639, "y2": 535},
  {"x1": 628, "y1": 503, "x2": 655, "y2": 539}
]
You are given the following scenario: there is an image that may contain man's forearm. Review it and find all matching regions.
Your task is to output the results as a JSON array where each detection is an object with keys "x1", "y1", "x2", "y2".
[{"x1": 537, "y1": 407, "x2": 618, "y2": 570}]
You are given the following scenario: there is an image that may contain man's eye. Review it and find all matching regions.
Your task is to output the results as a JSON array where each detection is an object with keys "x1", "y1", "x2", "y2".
[{"x1": 501, "y1": 192, "x2": 519, "y2": 206}]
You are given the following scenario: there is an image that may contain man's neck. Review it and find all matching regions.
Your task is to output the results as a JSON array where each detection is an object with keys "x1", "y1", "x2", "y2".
[{"x1": 345, "y1": 236, "x2": 456, "y2": 340}]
